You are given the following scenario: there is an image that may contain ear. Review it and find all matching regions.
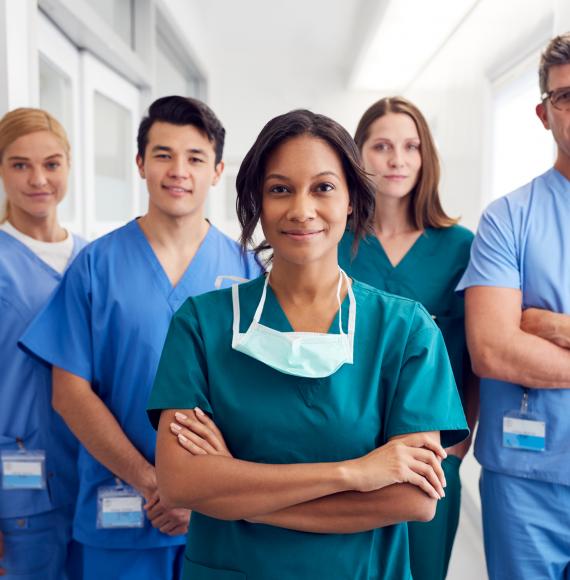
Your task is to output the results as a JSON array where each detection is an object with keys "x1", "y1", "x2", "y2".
[
  {"x1": 347, "y1": 201, "x2": 353, "y2": 216},
  {"x1": 536, "y1": 102, "x2": 550, "y2": 130},
  {"x1": 212, "y1": 160, "x2": 225, "y2": 186},
  {"x1": 135, "y1": 154, "x2": 145, "y2": 178}
]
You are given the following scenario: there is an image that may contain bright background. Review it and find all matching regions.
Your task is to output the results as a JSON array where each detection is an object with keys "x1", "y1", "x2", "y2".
[{"x1": 1, "y1": 1, "x2": 569, "y2": 576}]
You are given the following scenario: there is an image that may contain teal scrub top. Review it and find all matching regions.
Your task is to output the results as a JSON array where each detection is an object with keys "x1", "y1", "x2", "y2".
[
  {"x1": 339, "y1": 226, "x2": 473, "y2": 398},
  {"x1": 148, "y1": 276, "x2": 468, "y2": 580}
]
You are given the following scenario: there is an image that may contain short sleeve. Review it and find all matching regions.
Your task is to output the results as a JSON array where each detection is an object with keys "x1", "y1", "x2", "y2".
[
  {"x1": 246, "y1": 251, "x2": 265, "y2": 278},
  {"x1": 147, "y1": 299, "x2": 210, "y2": 430},
  {"x1": 386, "y1": 309, "x2": 469, "y2": 447},
  {"x1": 456, "y1": 198, "x2": 520, "y2": 292},
  {"x1": 19, "y1": 251, "x2": 94, "y2": 381}
]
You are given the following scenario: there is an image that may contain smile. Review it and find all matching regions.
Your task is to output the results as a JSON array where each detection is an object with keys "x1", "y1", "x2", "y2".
[
  {"x1": 282, "y1": 230, "x2": 324, "y2": 240},
  {"x1": 162, "y1": 185, "x2": 192, "y2": 196},
  {"x1": 24, "y1": 191, "x2": 53, "y2": 198}
]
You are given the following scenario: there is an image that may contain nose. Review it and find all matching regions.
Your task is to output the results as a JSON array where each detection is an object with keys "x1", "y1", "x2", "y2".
[
  {"x1": 168, "y1": 156, "x2": 189, "y2": 179},
  {"x1": 29, "y1": 167, "x2": 48, "y2": 188},
  {"x1": 286, "y1": 191, "x2": 316, "y2": 222},
  {"x1": 388, "y1": 147, "x2": 405, "y2": 168}
]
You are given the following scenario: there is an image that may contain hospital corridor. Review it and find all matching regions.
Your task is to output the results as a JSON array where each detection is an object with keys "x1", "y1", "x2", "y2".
[{"x1": 1, "y1": 0, "x2": 570, "y2": 578}]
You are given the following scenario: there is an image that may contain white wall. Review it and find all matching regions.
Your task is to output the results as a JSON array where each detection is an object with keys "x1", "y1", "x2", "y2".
[
  {"x1": 406, "y1": 0, "x2": 555, "y2": 229},
  {"x1": 0, "y1": 0, "x2": 38, "y2": 114}
]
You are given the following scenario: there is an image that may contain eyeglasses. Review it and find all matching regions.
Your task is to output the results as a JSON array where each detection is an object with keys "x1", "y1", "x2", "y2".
[{"x1": 541, "y1": 86, "x2": 570, "y2": 111}]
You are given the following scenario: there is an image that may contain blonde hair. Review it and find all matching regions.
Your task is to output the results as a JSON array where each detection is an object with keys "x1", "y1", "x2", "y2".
[
  {"x1": 354, "y1": 96, "x2": 457, "y2": 230},
  {"x1": 0, "y1": 108, "x2": 70, "y2": 223}
]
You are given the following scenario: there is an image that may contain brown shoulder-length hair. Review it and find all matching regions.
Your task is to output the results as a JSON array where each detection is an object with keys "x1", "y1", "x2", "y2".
[
  {"x1": 236, "y1": 109, "x2": 375, "y2": 258},
  {"x1": 354, "y1": 96, "x2": 457, "y2": 230}
]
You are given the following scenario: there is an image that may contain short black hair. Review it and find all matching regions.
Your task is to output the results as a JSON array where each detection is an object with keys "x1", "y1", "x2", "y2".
[
  {"x1": 137, "y1": 95, "x2": 225, "y2": 163},
  {"x1": 236, "y1": 109, "x2": 375, "y2": 256}
]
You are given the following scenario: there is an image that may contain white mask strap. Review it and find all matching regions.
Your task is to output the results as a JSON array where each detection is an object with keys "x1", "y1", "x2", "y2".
[
  {"x1": 231, "y1": 284, "x2": 242, "y2": 339},
  {"x1": 252, "y1": 275, "x2": 270, "y2": 323}
]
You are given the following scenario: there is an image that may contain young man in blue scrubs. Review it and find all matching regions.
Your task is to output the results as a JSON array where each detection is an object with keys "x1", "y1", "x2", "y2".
[
  {"x1": 20, "y1": 96, "x2": 262, "y2": 580},
  {"x1": 458, "y1": 33, "x2": 570, "y2": 580}
]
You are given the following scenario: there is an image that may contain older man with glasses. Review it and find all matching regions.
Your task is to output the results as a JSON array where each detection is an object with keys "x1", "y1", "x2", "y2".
[{"x1": 457, "y1": 32, "x2": 570, "y2": 580}]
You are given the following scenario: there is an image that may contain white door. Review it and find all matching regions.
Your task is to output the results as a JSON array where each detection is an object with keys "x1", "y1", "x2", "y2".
[
  {"x1": 82, "y1": 52, "x2": 140, "y2": 239},
  {"x1": 38, "y1": 13, "x2": 83, "y2": 235}
]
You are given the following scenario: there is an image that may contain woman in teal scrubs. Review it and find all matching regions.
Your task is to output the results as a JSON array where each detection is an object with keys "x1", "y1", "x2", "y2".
[
  {"x1": 339, "y1": 96, "x2": 479, "y2": 580},
  {"x1": 148, "y1": 110, "x2": 468, "y2": 580}
]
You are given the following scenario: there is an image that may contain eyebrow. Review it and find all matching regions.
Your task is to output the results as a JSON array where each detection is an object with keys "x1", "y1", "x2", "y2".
[
  {"x1": 371, "y1": 137, "x2": 420, "y2": 143},
  {"x1": 265, "y1": 171, "x2": 341, "y2": 181},
  {"x1": 151, "y1": 145, "x2": 208, "y2": 155},
  {"x1": 7, "y1": 153, "x2": 64, "y2": 161}
]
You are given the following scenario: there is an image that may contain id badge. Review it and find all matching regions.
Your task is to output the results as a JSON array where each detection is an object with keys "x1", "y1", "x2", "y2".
[
  {"x1": 1, "y1": 449, "x2": 46, "y2": 490},
  {"x1": 503, "y1": 412, "x2": 546, "y2": 452},
  {"x1": 97, "y1": 484, "x2": 144, "y2": 529}
]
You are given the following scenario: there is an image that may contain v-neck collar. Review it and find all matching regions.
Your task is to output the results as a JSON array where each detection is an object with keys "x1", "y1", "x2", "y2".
[
  {"x1": 365, "y1": 230, "x2": 431, "y2": 273},
  {"x1": 0, "y1": 229, "x2": 79, "y2": 278},
  {"x1": 130, "y1": 218, "x2": 216, "y2": 306},
  {"x1": 259, "y1": 276, "x2": 350, "y2": 334}
]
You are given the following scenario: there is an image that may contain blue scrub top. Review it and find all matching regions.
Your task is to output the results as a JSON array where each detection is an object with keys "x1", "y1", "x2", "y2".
[
  {"x1": 20, "y1": 219, "x2": 263, "y2": 549},
  {"x1": 457, "y1": 168, "x2": 570, "y2": 485},
  {"x1": 0, "y1": 230, "x2": 86, "y2": 519},
  {"x1": 148, "y1": 277, "x2": 468, "y2": 580}
]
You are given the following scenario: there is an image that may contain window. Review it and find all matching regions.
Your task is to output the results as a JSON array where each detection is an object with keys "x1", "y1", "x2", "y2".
[
  {"x1": 82, "y1": 53, "x2": 140, "y2": 239},
  {"x1": 89, "y1": 0, "x2": 134, "y2": 48},
  {"x1": 38, "y1": 13, "x2": 82, "y2": 233},
  {"x1": 34, "y1": 1, "x2": 207, "y2": 238},
  {"x1": 490, "y1": 61, "x2": 555, "y2": 202}
]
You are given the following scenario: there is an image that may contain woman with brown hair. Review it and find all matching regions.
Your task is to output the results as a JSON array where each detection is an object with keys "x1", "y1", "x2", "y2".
[
  {"x1": 0, "y1": 108, "x2": 86, "y2": 578},
  {"x1": 338, "y1": 96, "x2": 479, "y2": 580}
]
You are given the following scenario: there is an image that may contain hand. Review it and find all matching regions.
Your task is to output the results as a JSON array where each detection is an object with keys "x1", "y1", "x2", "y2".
[
  {"x1": 144, "y1": 491, "x2": 191, "y2": 536},
  {"x1": 521, "y1": 308, "x2": 570, "y2": 348},
  {"x1": 347, "y1": 433, "x2": 447, "y2": 499},
  {"x1": 0, "y1": 529, "x2": 5, "y2": 576},
  {"x1": 170, "y1": 408, "x2": 233, "y2": 458}
]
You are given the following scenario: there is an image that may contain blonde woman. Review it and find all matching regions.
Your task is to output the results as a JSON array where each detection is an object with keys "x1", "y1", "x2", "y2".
[{"x1": 0, "y1": 108, "x2": 86, "y2": 579}]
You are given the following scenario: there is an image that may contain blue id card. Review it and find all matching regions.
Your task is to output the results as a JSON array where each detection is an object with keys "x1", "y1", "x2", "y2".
[
  {"x1": 97, "y1": 484, "x2": 144, "y2": 529},
  {"x1": 1, "y1": 449, "x2": 46, "y2": 490},
  {"x1": 503, "y1": 413, "x2": 546, "y2": 452}
]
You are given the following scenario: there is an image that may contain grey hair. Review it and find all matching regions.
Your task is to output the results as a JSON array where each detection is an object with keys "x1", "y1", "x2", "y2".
[{"x1": 539, "y1": 33, "x2": 570, "y2": 95}]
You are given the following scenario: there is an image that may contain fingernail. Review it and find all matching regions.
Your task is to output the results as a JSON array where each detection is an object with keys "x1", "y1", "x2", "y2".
[
  {"x1": 175, "y1": 412, "x2": 188, "y2": 421},
  {"x1": 443, "y1": 478, "x2": 447, "y2": 488},
  {"x1": 195, "y1": 407, "x2": 205, "y2": 417},
  {"x1": 170, "y1": 422, "x2": 181, "y2": 432},
  {"x1": 441, "y1": 490, "x2": 446, "y2": 498},
  {"x1": 178, "y1": 434, "x2": 188, "y2": 443}
]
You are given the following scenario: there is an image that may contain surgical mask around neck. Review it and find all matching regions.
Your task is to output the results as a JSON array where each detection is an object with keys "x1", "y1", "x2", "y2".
[{"x1": 231, "y1": 269, "x2": 355, "y2": 378}]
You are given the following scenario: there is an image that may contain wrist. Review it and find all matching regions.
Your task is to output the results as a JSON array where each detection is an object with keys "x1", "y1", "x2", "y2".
[
  {"x1": 134, "y1": 463, "x2": 157, "y2": 499},
  {"x1": 337, "y1": 459, "x2": 360, "y2": 492},
  {"x1": 552, "y1": 315, "x2": 570, "y2": 347}
]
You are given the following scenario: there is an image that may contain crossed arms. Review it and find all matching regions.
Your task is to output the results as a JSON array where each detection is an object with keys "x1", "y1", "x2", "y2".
[
  {"x1": 155, "y1": 408, "x2": 448, "y2": 534},
  {"x1": 465, "y1": 287, "x2": 570, "y2": 388}
]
